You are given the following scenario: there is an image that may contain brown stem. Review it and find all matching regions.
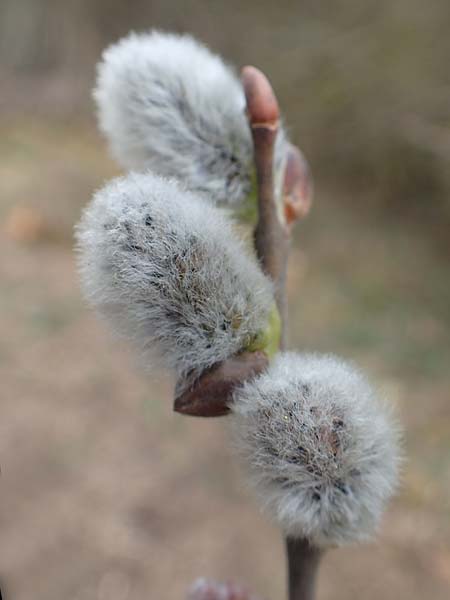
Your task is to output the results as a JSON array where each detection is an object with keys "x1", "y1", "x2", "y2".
[
  {"x1": 243, "y1": 65, "x2": 321, "y2": 600},
  {"x1": 286, "y1": 538, "x2": 322, "y2": 600},
  {"x1": 242, "y1": 66, "x2": 289, "y2": 346}
]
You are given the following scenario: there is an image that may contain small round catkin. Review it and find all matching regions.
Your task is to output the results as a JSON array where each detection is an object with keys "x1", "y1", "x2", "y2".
[
  {"x1": 94, "y1": 30, "x2": 287, "y2": 207},
  {"x1": 75, "y1": 172, "x2": 274, "y2": 379},
  {"x1": 231, "y1": 352, "x2": 400, "y2": 547}
]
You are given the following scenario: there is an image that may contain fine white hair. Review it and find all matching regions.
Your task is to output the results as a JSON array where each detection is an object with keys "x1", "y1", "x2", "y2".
[
  {"x1": 94, "y1": 30, "x2": 288, "y2": 206},
  {"x1": 231, "y1": 352, "x2": 400, "y2": 547},
  {"x1": 75, "y1": 172, "x2": 273, "y2": 379}
]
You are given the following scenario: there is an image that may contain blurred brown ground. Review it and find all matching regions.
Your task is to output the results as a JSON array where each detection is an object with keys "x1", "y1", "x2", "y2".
[{"x1": 0, "y1": 2, "x2": 449, "y2": 599}]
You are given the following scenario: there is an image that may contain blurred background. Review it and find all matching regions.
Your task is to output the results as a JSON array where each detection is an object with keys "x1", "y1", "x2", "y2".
[{"x1": 0, "y1": 1, "x2": 449, "y2": 599}]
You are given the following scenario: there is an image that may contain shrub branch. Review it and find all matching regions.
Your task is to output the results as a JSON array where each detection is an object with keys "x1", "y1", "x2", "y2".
[{"x1": 242, "y1": 65, "x2": 319, "y2": 600}]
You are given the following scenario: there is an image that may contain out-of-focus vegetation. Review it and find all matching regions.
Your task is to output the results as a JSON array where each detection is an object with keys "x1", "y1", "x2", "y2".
[
  {"x1": 1, "y1": 3, "x2": 449, "y2": 600},
  {"x1": 1, "y1": 0, "x2": 449, "y2": 245},
  {"x1": 1, "y1": 116, "x2": 450, "y2": 600}
]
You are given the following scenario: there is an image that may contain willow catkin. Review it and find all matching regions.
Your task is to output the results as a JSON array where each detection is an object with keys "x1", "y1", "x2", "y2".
[
  {"x1": 94, "y1": 30, "x2": 288, "y2": 208},
  {"x1": 231, "y1": 352, "x2": 400, "y2": 547},
  {"x1": 75, "y1": 172, "x2": 274, "y2": 379}
]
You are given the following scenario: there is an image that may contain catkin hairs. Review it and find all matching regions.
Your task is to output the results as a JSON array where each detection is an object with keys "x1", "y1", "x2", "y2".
[
  {"x1": 231, "y1": 352, "x2": 400, "y2": 547},
  {"x1": 94, "y1": 31, "x2": 288, "y2": 207},
  {"x1": 75, "y1": 172, "x2": 274, "y2": 379}
]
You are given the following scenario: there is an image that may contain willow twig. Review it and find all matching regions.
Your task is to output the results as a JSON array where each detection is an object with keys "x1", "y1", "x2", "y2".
[
  {"x1": 242, "y1": 66, "x2": 289, "y2": 344},
  {"x1": 242, "y1": 65, "x2": 319, "y2": 600}
]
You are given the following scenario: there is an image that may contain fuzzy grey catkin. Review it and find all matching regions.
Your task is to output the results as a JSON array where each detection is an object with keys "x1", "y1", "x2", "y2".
[
  {"x1": 231, "y1": 352, "x2": 400, "y2": 547},
  {"x1": 94, "y1": 30, "x2": 288, "y2": 207},
  {"x1": 75, "y1": 172, "x2": 274, "y2": 379}
]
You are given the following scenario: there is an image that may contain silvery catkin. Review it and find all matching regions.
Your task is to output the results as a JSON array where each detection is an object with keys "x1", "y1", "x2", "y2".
[
  {"x1": 94, "y1": 30, "x2": 288, "y2": 207},
  {"x1": 75, "y1": 172, "x2": 274, "y2": 379},
  {"x1": 231, "y1": 352, "x2": 400, "y2": 547}
]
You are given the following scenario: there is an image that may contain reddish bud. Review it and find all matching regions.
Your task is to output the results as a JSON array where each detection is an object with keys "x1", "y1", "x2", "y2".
[
  {"x1": 241, "y1": 66, "x2": 279, "y2": 128},
  {"x1": 283, "y1": 144, "x2": 313, "y2": 226},
  {"x1": 174, "y1": 352, "x2": 269, "y2": 417}
]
